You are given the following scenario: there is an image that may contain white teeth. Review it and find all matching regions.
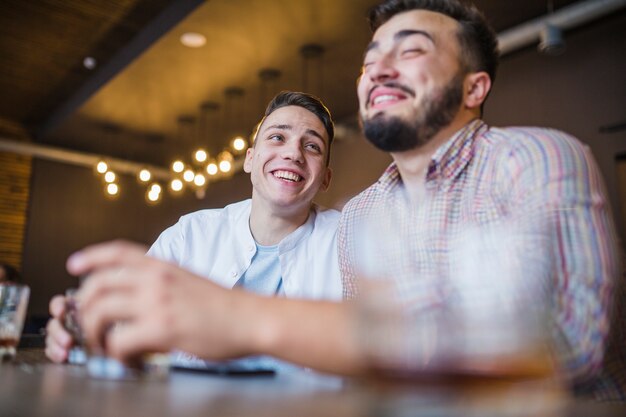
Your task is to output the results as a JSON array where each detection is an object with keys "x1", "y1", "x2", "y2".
[
  {"x1": 273, "y1": 170, "x2": 302, "y2": 182},
  {"x1": 373, "y1": 94, "x2": 398, "y2": 105}
]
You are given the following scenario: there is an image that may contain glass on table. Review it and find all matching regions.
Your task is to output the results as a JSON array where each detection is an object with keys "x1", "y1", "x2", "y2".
[
  {"x1": 64, "y1": 284, "x2": 169, "y2": 379},
  {"x1": 64, "y1": 288, "x2": 87, "y2": 365},
  {"x1": 0, "y1": 283, "x2": 30, "y2": 362}
]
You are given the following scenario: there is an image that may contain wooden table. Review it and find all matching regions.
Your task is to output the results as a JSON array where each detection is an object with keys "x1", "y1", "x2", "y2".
[{"x1": 1, "y1": 349, "x2": 624, "y2": 417}]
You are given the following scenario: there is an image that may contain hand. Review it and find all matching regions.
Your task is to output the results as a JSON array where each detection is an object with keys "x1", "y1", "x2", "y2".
[
  {"x1": 44, "y1": 295, "x2": 73, "y2": 363},
  {"x1": 67, "y1": 240, "x2": 256, "y2": 364}
]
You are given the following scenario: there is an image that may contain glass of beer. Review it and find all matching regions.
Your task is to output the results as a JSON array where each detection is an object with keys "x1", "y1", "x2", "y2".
[{"x1": 0, "y1": 283, "x2": 30, "y2": 362}]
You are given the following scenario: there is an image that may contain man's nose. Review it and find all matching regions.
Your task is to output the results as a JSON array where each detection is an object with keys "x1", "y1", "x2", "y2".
[
  {"x1": 366, "y1": 55, "x2": 399, "y2": 83},
  {"x1": 281, "y1": 141, "x2": 304, "y2": 163}
]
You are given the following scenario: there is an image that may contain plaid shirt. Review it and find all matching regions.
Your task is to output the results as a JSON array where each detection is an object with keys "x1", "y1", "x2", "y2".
[{"x1": 338, "y1": 119, "x2": 623, "y2": 400}]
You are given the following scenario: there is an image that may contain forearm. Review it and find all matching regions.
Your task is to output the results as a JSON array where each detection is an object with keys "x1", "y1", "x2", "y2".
[{"x1": 238, "y1": 294, "x2": 368, "y2": 375}]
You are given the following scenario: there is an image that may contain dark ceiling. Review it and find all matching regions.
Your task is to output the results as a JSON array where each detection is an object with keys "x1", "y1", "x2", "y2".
[{"x1": 0, "y1": 0, "x2": 605, "y2": 166}]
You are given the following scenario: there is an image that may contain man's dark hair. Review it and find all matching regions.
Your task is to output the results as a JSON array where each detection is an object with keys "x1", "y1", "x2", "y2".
[
  {"x1": 0, "y1": 264, "x2": 22, "y2": 283},
  {"x1": 255, "y1": 91, "x2": 335, "y2": 165},
  {"x1": 367, "y1": 0, "x2": 499, "y2": 82}
]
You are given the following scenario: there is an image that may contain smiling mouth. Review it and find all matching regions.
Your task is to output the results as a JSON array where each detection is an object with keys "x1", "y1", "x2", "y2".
[
  {"x1": 372, "y1": 94, "x2": 403, "y2": 106},
  {"x1": 272, "y1": 170, "x2": 303, "y2": 182}
]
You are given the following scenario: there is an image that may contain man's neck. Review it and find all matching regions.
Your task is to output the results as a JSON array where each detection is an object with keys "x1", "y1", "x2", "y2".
[
  {"x1": 390, "y1": 115, "x2": 477, "y2": 204},
  {"x1": 249, "y1": 197, "x2": 311, "y2": 246}
]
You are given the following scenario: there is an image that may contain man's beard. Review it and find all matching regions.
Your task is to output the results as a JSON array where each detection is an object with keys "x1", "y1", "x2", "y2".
[{"x1": 362, "y1": 75, "x2": 464, "y2": 152}]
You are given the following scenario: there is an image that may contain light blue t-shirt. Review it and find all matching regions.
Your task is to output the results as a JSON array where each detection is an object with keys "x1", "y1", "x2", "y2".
[{"x1": 234, "y1": 242, "x2": 284, "y2": 296}]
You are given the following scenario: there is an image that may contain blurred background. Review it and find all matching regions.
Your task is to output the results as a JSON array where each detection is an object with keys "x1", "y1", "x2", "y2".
[{"x1": 0, "y1": 0, "x2": 624, "y2": 325}]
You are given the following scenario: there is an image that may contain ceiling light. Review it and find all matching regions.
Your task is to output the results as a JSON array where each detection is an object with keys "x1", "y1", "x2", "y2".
[
  {"x1": 206, "y1": 162, "x2": 218, "y2": 176},
  {"x1": 232, "y1": 137, "x2": 247, "y2": 152},
  {"x1": 172, "y1": 160, "x2": 185, "y2": 173},
  {"x1": 83, "y1": 56, "x2": 97, "y2": 70},
  {"x1": 138, "y1": 169, "x2": 151, "y2": 182},
  {"x1": 96, "y1": 160, "x2": 108, "y2": 174},
  {"x1": 180, "y1": 32, "x2": 206, "y2": 48},
  {"x1": 183, "y1": 169, "x2": 195, "y2": 182},
  {"x1": 194, "y1": 149, "x2": 208, "y2": 163},
  {"x1": 104, "y1": 171, "x2": 116, "y2": 183},
  {"x1": 106, "y1": 183, "x2": 119, "y2": 196},
  {"x1": 147, "y1": 190, "x2": 161, "y2": 203},
  {"x1": 219, "y1": 160, "x2": 232, "y2": 173},
  {"x1": 150, "y1": 183, "x2": 162, "y2": 194},
  {"x1": 170, "y1": 179, "x2": 183, "y2": 192},
  {"x1": 194, "y1": 173, "x2": 206, "y2": 187}
]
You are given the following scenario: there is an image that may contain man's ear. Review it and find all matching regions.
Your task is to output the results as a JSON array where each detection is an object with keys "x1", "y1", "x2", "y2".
[
  {"x1": 319, "y1": 167, "x2": 332, "y2": 192},
  {"x1": 464, "y1": 72, "x2": 491, "y2": 110},
  {"x1": 243, "y1": 148, "x2": 254, "y2": 173}
]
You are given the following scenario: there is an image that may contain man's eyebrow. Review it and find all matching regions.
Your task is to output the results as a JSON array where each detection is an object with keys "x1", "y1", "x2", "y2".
[
  {"x1": 263, "y1": 123, "x2": 292, "y2": 133},
  {"x1": 364, "y1": 29, "x2": 434, "y2": 55},
  {"x1": 305, "y1": 129, "x2": 325, "y2": 143},
  {"x1": 263, "y1": 124, "x2": 326, "y2": 143},
  {"x1": 395, "y1": 29, "x2": 434, "y2": 43}
]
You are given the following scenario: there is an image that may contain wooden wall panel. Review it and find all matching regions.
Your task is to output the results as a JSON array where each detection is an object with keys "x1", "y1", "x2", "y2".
[{"x1": 0, "y1": 151, "x2": 32, "y2": 270}]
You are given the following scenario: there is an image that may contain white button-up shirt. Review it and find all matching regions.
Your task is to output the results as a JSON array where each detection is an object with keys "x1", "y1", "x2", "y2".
[{"x1": 147, "y1": 199, "x2": 342, "y2": 300}]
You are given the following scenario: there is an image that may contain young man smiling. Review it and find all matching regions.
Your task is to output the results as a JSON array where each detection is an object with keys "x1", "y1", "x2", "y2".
[
  {"x1": 45, "y1": 91, "x2": 341, "y2": 366},
  {"x1": 53, "y1": 0, "x2": 622, "y2": 399}
]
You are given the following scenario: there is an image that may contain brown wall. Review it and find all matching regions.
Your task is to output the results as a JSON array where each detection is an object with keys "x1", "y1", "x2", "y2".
[{"x1": 21, "y1": 161, "x2": 251, "y2": 317}]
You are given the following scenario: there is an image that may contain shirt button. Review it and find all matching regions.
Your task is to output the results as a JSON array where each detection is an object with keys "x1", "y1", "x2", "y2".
[
  {"x1": 231, "y1": 271, "x2": 238, "y2": 277},
  {"x1": 248, "y1": 245, "x2": 254, "y2": 252}
]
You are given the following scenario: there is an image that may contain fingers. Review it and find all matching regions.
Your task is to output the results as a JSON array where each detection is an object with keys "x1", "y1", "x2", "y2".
[
  {"x1": 106, "y1": 320, "x2": 169, "y2": 362},
  {"x1": 44, "y1": 318, "x2": 72, "y2": 363},
  {"x1": 66, "y1": 240, "x2": 148, "y2": 276},
  {"x1": 80, "y1": 290, "x2": 138, "y2": 352},
  {"x1": 49, "y1": 294, "x2": 66, "y2": 319}
]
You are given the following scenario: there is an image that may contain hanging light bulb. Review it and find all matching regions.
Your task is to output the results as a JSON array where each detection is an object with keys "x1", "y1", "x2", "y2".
[
  {"x1": 183, "y1": 169, "x2": 195, "y2": 182},
  {"x1": 218, "y1": 151, "x2": 233, "y2": 173},
  {"x1": 194, "y1": 173, "x2": 206, "y2": 187},
  {"x1": 194, "y1": 149, "x2": 208, "y2": 163},
  {"x1": 206, "y1": 161, "x2": 218, "y2": 176},
  {"x1": 106, "y1": 183, "x2": 119, "y2": 196},
  {"x1": 96, "y1": 160, "x2": 108, "y2": 174},
  {"x1": 138, "y1": 168, "x2": 151, "y2": 183},
  {"x1": 146, "y1": 189, "x2": 161, "y2": 203},
  {"x1": 219, "y1": 160, "x2": 232, "y2": 173},
  {"x1": 172, "y1": 160, "x2": 185, "y2": 173},
  {"x1": 170, "y1": 178, "x2": 184, "y2": 192},
  {"x1": 231, "y1": 137, "x2": 247, "y2": 153},
  {"x1": 104, "y1": 171, "x2": 116, "y2": 183},
  {"x1": 149, "y1": 183, "x2": 162, "y2": 195}
]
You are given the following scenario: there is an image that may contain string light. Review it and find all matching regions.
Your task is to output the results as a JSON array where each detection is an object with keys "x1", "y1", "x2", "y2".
[
  {"x1": 218, "y1": 151, "x2": 233, "y2": 173},
  {"x1": 183, "y1": 169, "x2": 195, "y2": 182},
  {"x1": 104, "y1": 171, "x2": 116, "y2": 183},
  {"x1": 206, "y1": 162, "x2": 218, "y2": 176},
  {"x1": 219, "y1": 160, "x2": 232, "y2": 173},
  {"x1": 194, "y1": 173, "x2": 206, "y2": 187},
  {"x1": 194, "y1": 149, "x2": 208, "y2": 163},
  {"x1": 150, "y1": 183, "x2": 162, "y2": 194},
  {"x1": 106, "y1": 183, "x2": 119, "y2": 196},
  {"x1": 138, "y1": 169, "x2": 151, "y2": 182},
  {"x1": 172, "y1": 160, "x2": 185, "y2": 173},
  {"x1": 231, "y1": 137, "x2": 247, "y2": 152},
  {"x1": 96, "y1": 160, "x2": 108, "y2": 174},
  {"x1": 170, "y1": 178, "x2": 183, "y2": 192}
]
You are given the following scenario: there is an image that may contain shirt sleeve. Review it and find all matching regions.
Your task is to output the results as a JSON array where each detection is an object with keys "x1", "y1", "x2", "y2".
[
  {"x1": 506, "y1": 129, "x2": 621, "y2": 384},
  {"x1": 146, "y1": 219, "x2": 186, "y2": 266}
]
